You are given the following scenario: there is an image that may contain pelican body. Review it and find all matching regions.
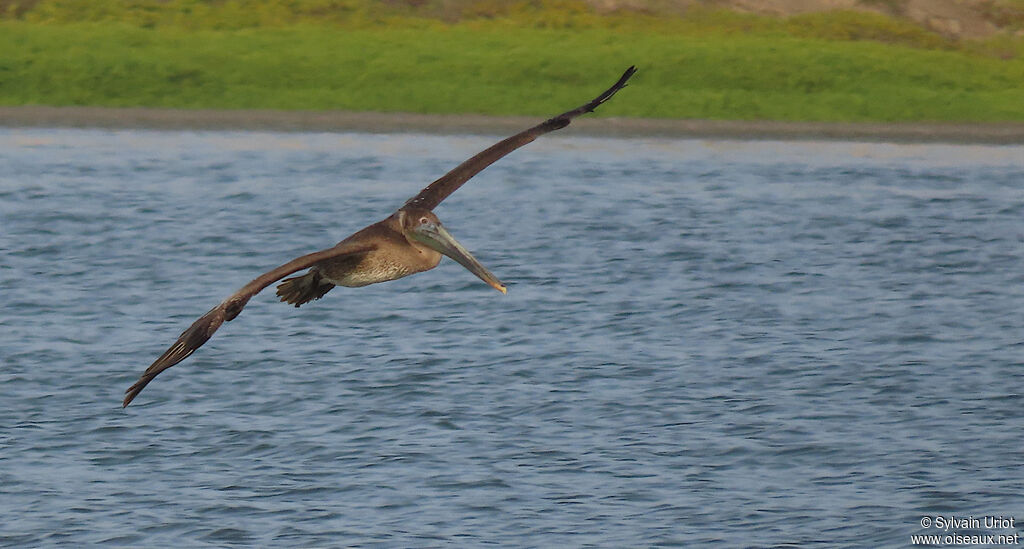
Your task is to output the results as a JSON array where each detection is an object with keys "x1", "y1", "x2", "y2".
[
  {"x1": 123, "y1": 66, "x2": 636, "y2": 407},
  {"x1": 276, "y1": 208, "x2": 505, "y2": 306}
]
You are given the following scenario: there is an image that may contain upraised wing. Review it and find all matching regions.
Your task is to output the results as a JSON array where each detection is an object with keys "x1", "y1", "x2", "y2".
[
  {"x1": 123, "y1": 241, "x2": 375, "y2": 407},
  {"x1": 401, "y1": 66, "x2": 637, "y2": 212}
]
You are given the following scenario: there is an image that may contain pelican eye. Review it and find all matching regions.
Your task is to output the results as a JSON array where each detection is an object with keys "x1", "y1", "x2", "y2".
[{"x1": 419, "y1": 217, "x2": 430, "y2": 225}]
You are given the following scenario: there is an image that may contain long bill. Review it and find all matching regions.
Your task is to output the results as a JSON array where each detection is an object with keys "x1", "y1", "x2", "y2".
[{"x1": 414, "y1": 222, "x2": 507, "y2": 294}]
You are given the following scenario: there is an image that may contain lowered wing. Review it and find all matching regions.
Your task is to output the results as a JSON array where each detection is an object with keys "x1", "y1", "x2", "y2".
[{"x1": 123, "y1": 241, "x2": 375, "y2": 407}]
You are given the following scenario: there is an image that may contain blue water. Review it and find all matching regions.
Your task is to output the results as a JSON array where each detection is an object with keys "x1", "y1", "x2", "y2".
[{"x1": 1, "y1": 128, "x2": 1022, "y2": 547}]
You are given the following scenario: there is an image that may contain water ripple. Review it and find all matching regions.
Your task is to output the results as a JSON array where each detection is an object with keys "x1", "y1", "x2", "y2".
[{"x1": 0, "y1": 129, "x2": 1021, "y2": 547}]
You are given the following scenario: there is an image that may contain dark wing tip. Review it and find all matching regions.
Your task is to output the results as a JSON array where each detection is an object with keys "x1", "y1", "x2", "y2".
[
  {"x1": 542, "y1": 66, "x2": 638, "y2": 129},
  {"x1": 585, "y1": 65, "x2": 637, "y2": 113},
  {"x1": 620, "y1": 65, "x2": 638, "y2": 85},
  {"x1": 123, "y1": 377, "x2": 152, "y2": 408},
  {"x1": 122, "y1": 305, "x2": 226, "y2": 407}
]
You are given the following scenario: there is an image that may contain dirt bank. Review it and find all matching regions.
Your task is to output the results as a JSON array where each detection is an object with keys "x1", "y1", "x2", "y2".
[
  {"x1": 2, "y1": 106, "x2": 1024, "y2": 144},
  {"x1": 592, "y1": 0, "x2": 1023, "y2": 39}
]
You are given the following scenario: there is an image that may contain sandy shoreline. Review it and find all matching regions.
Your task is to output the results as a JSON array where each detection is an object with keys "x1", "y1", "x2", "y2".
[{"x1": 2, "y1": 106, "x2": 1024, "y2": 144}]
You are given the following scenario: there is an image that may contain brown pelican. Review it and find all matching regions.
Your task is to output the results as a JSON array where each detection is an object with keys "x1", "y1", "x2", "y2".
[{"x1": 123, "y1": 66, "x2": 636, "y2": 407}]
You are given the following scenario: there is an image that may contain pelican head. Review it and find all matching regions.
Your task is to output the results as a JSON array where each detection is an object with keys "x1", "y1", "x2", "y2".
[{"x1": 401, "y1": 209, "x2": 507, "y2": 294}]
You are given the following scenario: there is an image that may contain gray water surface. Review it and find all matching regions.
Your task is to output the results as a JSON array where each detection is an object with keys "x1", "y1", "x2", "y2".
[{"x1": 1, "y1": 129, "x2": 1022, "y2": 547}]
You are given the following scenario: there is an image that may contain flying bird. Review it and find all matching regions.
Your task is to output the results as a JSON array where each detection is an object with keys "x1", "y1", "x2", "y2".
[{"x1": 123, "y1": 66, "x2": 637, "y2": 407}]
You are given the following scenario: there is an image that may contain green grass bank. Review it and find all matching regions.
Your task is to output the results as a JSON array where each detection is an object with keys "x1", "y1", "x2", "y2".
[{"x1": 2, "y1": 1, "x2": 1024, "y2": 122}]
